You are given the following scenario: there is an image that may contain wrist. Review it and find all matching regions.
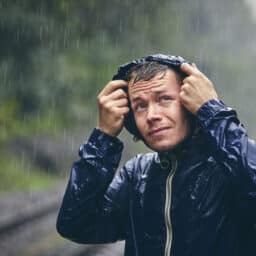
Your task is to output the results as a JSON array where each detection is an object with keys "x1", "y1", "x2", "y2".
[{"x1": 97, "y1": 126, "x2": 118, "y2": 137}]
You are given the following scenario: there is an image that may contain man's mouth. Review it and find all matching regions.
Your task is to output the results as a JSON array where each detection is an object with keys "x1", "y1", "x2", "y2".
[{"x1": 148, "y1": 127, "x2": 171, "y2": 136}]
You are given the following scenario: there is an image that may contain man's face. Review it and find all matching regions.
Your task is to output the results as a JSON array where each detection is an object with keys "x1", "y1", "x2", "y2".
[{"x1": 128, "y1": 69, "x2": 191, "y2": 152}]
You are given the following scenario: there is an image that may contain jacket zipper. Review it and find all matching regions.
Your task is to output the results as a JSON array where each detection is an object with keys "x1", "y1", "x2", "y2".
[{"x1": 164, "y1": 157, "x2": 177, "y2": 256}]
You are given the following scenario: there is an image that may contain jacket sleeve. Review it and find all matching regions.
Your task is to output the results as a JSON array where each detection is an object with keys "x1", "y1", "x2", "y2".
[
  {"x1": 56, "y1": 128, "x2": 132, "y2": 244},
  {"x1": 197, "y1": 99, "x2": 256, "y2": 198}
]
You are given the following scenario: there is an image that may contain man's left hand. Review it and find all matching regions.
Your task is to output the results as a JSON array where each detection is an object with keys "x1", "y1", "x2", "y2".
[{"x1": 180, "y1": 63, "x2": 218, "y2": 115}]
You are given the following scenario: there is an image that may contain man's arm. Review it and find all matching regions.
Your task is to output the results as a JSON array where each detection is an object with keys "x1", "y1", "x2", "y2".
[
  {"x1": 196, "y1": 99, "x2": 256, "y2": 196},
  {"x1": 180, "y1": 63, "x2": 256, "y2": 197},
  {"x1": 56, "y1": 79, "x2": 131, "y2": 243},
  {"x1": 56, "y1": 128, "x2": 131, "y2": 243}
]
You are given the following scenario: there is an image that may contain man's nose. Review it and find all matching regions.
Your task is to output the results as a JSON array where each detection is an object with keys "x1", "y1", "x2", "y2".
[{"x1": 146, "y1": 104, "x2": 162, "y2": 122}]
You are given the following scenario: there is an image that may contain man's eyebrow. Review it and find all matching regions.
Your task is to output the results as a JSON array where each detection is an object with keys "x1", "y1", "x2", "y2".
[
  {"x1": 130, "y1": 96, "x2": 143, "y2": 103},
  {"x1": 131, "y1": 90, "x2": 168, "y2": 102}
]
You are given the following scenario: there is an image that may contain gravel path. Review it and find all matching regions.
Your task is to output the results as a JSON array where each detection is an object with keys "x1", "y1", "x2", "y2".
[{"x1": 0, "y1": 184, "x2": 124, "y2": 256}]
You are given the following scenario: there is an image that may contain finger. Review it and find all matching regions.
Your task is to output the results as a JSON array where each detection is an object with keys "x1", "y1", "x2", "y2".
[
  {"x1": 179, "y1": 90, "x2": 188, "y2": 105},
  {"x1": 192, "y1": 63, "x2": 197, "y2": 68},
  {"x1": 99, "y1": 80, "x2": 128, "y2": 96},
  {"x1": 180, "y1": 83, "x2": 191, "y2": 93},
  {"x1": 107, "y1": 88, "x2": 127, "y2": 100},
  {"x1": 180, "y1": 63, "x2": 201, "y2": 76},
  {"x1": 182, "y1": 76, "x2": 198, "y2": 86},
  {"x1": 179, "y1": 90, "x2": 186, "y2": 100},
  {"x1": 109, "y1": 98, "x2": 129, "y2": 108},
  {"x1": 99, "y1": 90, "x2": 127, "y2": 107},
  {"x1": 114, "y1": 106, "x2": 130, "y2": 115},
  {"x1": 179, "y1": 90, "x2": 191, "y2": 107}
]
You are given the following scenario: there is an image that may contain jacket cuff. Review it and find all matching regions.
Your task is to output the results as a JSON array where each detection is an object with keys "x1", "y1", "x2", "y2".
[
  {"x1": 79, "y1": 128, "x2": 124, "y2": 166},
  {"x1": 196, "y1": 99, "x2": 233, "y2": 128}
]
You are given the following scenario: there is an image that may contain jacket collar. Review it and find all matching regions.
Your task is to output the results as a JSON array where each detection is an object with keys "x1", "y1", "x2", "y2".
[{"x1": 157, "y1": 129, "x2": 207, "y2": 169}]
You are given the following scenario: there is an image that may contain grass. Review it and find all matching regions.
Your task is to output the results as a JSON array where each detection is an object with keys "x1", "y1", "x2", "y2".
[
  {"x1": 0, "y1": 106, "x2": 67, "y2": 194},
  {"x1": 0, "y1": 151, "x2": 58, "y2": 194}
]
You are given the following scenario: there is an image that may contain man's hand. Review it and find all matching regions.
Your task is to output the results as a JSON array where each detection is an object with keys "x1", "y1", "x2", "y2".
[
  {"x1": 180, "y1": 63, "x2": 218, "y2": 115},
  {"x1": 97, "y1": 80, "x2": 129, "y2": 137}
]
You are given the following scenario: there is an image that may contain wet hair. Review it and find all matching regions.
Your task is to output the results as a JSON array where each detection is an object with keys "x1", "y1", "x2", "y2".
[
  {"x1": 126, "y1": 61, "x2": 185, "y2": 85},
  {"x1": 127, "y1": 62, "x2": 169, "y2": 83}
]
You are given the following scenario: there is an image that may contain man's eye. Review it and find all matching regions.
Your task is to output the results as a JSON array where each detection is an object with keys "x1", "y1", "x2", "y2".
[
  {"x1": 160, "y1": 96, "x2": 172, "y2": 102},
  {"x1": 134, "y1": 103, "x2": 147, "y2": 112}
]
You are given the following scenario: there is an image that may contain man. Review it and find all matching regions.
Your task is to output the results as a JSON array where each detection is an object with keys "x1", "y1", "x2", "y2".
[{"x1": 56, "y1": 54, "x2": 256, "y2": 256}]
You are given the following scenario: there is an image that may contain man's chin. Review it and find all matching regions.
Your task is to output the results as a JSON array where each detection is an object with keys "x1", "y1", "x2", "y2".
[
  {"x1": 145, "y1": 141, "x2": 177, "y2": 152},
  {"x1": 143, "y1": 136, "x2": 188, "y2": 152}
]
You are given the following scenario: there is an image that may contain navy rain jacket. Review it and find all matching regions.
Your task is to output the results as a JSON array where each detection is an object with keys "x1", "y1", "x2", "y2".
[{"x1": 57, "y1": 99, "x2": 256, "y2": 256}]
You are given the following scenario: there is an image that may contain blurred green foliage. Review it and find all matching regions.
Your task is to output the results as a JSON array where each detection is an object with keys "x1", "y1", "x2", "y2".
[
  {"x1": 0, "y1": 0, "x2": 256, "y2": 191},
  {"x1": 0, "y1": 149, "x2": 56, "y2": 193}
]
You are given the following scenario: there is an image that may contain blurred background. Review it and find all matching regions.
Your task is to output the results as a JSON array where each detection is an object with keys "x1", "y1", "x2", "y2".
[{"x1": 1, "y1": 0, "x2": 256, "y2": 255}]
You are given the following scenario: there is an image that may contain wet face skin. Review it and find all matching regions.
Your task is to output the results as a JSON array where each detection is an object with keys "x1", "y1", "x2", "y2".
[{"x1": 128, "y1": 69, "x2": 191, "y2": 152}]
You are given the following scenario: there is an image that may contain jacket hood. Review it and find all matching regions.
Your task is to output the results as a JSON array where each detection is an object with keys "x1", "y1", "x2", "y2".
[{"x1": 112, "y1": 53, "x2": 191, "y2": 140}]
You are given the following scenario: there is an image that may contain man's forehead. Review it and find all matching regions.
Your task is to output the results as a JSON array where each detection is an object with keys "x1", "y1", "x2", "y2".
[
  {"x1": 128, "y1": 69, "x2": 180, "y2": 95},
  {"x1": 129, "y1": 80, "x2": 167, "y2": 95}
]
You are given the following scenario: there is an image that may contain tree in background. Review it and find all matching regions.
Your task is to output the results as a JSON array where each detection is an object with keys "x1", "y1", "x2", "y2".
[{"x1": 0, "y1": 0, "x2": 255, "y2": 190}]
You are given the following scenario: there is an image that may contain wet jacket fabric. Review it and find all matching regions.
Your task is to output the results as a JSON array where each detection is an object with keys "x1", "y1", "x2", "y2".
[{"x1": 56, "y1": 99, "x2": 256, "y2": 256}]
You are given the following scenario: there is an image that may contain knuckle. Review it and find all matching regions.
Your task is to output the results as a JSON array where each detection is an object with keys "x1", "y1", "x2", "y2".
[
  {"x1": 97, "y1": 95, "x2": 105, "y2": 106},
  {"x1": 97, "y1": 96, "x2": 102, "y2": 105},
  {"x1": 197, "y1": 72, "x2": 205, "y2": 79},
  {"x1": 105, "y1": 102, "x2": 113, "y2": 111},
  {"x1": 117, "y1": 89, "x2": 127, "y2": 97},
  {"x1": 123, "y1": 98, "x2": 128, "y2": 104},
  {"x1": 125, "y1": 107, "x2": 130, "y2": 113},
  {"x1": 107, "y1": 80, "x2": 116, "y2": 86},
  {"x1": 122, "y1": 90, "x2": 128, "y2": 98},
  {"x1": 179, "y1": 91, "x2": 185, "y2": 98},
  {"x1": 181, "y1": 83, "x2": 190, "y2": 91},
  {"x1": 183, "y1": 77, "x2": 189, "y2": 83},
  {"x1": 114, "y1": 89, "x2": 122, "y2": 96},
  {"x1": 187, "y1": 76, "x2": 197, "y2": 84}
]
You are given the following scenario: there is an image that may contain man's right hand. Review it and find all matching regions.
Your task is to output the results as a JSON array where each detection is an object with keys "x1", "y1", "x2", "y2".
[{"x1": 97, "y1": 80, "x2": 129, "y2": 137}]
